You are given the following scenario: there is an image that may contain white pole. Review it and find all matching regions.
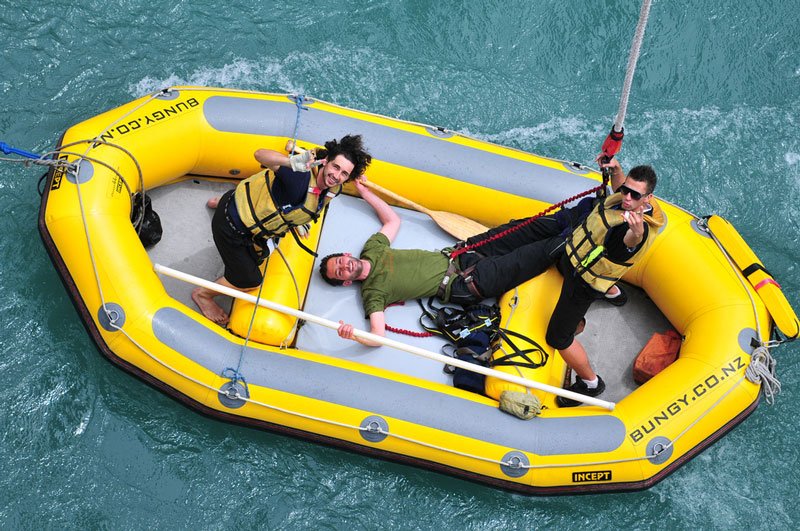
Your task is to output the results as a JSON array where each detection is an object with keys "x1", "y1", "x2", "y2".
[{"x1": 155, "y1": 264, "x2": 616, "y2": 410}]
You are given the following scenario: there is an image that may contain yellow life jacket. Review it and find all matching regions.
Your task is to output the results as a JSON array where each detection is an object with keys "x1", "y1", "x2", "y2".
[
  {"x1": 234, "y1": 167, "x2": 341, "y2": 241},
  {"x1": 565, "y1": 192, "x2": 665, "y2": 293}
]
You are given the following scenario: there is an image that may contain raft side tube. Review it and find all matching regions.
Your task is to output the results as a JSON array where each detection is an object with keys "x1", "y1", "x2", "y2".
[
  {"x1": 707, "y1": 215, "x2": 799, "y2": 339},
  {"x1": 485, "y1": 269, "x2": 566, "y2": 404},
  {"x1": 228, "y1": 212, "x2": 325, "y2": 345}
]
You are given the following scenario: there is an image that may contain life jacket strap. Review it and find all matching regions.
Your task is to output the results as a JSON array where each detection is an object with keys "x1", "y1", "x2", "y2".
[{"x1": 244, "y1": 180, "x2": 285, "y2": 237}]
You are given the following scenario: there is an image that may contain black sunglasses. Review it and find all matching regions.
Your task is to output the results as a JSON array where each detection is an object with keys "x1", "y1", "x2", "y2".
[{"x1": 618, "y1": 184, "x2": 648, "y2": 201}]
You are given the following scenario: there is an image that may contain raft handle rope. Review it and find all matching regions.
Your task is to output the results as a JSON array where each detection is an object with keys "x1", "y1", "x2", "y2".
[
  {"x1": 231, "y1": 94, "x2": 308, "y2": 362},
  {"x1": 30, "y1": 139, "x2": 146, "y2": 234},
  {"x1": 50, "y1": 87, "x2": 192, "y2": 370},
  {"x1": 153, "y1": 265, "x2": 728, "y2": 472},
  {"x1": 102, "y1": 254, "x2": 754, "y2": 474},
  {"x1": 24, "y1": 90, "x2": 589, "y2": 469},
  {"x1": 228, "y1": 93, "x2": 310, "y2": 380},
  {"x1": 53, "y1": 138, "x2": 147, "y2": 231},
  {"x1": 225, "y1": 248, "x2": 273, "y2": 389},
  {"x1": 50, "y1": 86, "x2": 752, "y2": 473}
]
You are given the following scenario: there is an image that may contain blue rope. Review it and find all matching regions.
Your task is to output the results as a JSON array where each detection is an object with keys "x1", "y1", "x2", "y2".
[
  {"x1": 0, "y1": 141, "x2": 46, "y2": 160},
  {"x1": 220, "y1": 95, "x2": 308, "y2": 392},
  {"x1": 221, "y1": 368, "x2": 248, "y2": 388},
  {"x1": 223, "y1": 239, "x2": 273, "y2": 390}
]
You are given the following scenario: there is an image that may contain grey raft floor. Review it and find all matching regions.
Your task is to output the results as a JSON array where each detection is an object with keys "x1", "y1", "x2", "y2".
[{"x1": 148, "y1": 178, "x2": 673, "y2": 404}]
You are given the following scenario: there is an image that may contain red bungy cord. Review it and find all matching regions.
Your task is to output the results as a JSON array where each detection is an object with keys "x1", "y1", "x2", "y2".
[
  {"x1": 449, "y1": 182, "x2": 607, "y2": 259},
  {"x1": 384, "y1": 180, "x2": 607, "y2": 336}
]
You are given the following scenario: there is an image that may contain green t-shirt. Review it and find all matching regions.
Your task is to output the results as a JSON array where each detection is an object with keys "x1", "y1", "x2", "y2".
[{"x1": 359, "y1": 233, "x2": 450, "y2": 317}]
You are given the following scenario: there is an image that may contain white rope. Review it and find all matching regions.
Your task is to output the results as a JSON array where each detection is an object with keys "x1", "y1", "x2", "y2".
[
  {"x1": 745, "y1": 346, "x2": 781, "y2": 404},
  {"x1": 613, "y1": 0, "x2": 653, "y2": 132},
  {"x1": 0, "y1": 155, "x2": 75, "y2": 170}
]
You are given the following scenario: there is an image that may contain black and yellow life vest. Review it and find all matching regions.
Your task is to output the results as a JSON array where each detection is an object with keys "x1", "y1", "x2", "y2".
[
  {"x1": 234, "y1": 167, "x2": 341, "y2": 241},
  {"x1": 565, "y1": 192, "x2": 665, "y2": 293}
]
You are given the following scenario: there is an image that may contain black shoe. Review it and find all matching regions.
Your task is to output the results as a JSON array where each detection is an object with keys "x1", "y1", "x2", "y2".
[
  {"x1": 604, "y1": 286, "x2": 628, "y2": 306},
  {"x1": 556, "y1": 376, "x2": 606, "y2": 407}
]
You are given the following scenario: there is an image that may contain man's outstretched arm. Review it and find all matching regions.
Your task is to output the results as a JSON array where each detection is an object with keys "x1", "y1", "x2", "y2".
[
  {"x1": 355, "y1": 180, "x2": 400, "y2": 243},
  {"x1": 337, "y1": 311, "x2": 386, "y2": 347}
]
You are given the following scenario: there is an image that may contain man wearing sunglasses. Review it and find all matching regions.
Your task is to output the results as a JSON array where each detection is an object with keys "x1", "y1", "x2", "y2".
[
  {"x1": 551, "y1": 158, "x2": 664, "y2": 406},
  {"x1": 454, "y1": 157, "x2": 663, "y2": 406}
]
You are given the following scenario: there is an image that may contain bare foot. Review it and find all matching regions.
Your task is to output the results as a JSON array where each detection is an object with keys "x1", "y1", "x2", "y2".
[
  {"x1": 192, "y1": 286, "x2": 229, "y2": 326},
  {"x1": 207, "y1": 196, "x2": 221, "y2": 209}
]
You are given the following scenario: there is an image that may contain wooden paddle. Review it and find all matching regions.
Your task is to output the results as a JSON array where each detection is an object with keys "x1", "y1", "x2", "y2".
[
  {"x1": 361, "y1": 181, "x2": 488, "y2": 240},
  {"x1": 285, "y1": 140, "x2": 489, "y2": 240}
]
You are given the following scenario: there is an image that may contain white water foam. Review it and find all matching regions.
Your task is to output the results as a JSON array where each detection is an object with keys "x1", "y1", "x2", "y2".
[{"x1": 129, "y1": 57, "x2": 304, "y2": 97}]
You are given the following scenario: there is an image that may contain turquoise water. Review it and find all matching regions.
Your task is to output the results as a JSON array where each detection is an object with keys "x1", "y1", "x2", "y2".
[{"x1": 2, "y1": 0, "x2": 799, "y2": 527}]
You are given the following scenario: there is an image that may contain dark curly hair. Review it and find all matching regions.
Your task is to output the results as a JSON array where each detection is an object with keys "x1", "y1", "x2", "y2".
[
  {"x1": 317, "y1": 134, "x2": 372, "y2": 181},
  {"x1": 319, "y1": 253, "x2": 346, "y2": 286}
]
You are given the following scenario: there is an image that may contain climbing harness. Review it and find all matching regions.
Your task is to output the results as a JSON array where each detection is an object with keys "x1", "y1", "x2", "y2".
[{"x1": 419, "y1": 298, "x2": 501, "y2": 345}]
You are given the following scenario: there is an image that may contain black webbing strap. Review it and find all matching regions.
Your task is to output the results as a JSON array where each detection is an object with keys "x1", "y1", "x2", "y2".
[
  {"x1": 490, "y1": 328, "x2": 549, "y2": 370},
  {"x1": 287, "y1": 225, "x2": 318, "y2": 257},
  {"x1": 742, "y1": 262, "x2": 772, "y2": 279}
]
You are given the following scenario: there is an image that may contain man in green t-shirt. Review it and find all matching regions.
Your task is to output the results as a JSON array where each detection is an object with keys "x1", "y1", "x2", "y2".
[
  {"x1": 319, "y1": 180, "x2": 564, "y2": 346},
  {"x1": 321, "y1": 158, "x2": 660, "y2": 408}
]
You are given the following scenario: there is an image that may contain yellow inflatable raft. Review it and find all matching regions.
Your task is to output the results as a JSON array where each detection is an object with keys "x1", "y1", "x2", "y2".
[{"x1": 38, "y1": 87, "x2": 798, "y2": 494}]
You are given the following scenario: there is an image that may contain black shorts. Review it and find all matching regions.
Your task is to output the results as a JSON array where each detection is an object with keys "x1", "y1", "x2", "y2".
[
  {"x1": 211, "y1": 191, "x2": 264, "y2": 289},
  {"x1": 545, "y1": 254, "x2": 601, "y2": 350}
]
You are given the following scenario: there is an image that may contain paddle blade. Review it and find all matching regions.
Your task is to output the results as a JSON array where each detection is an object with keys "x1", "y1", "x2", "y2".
[{"x1": 428, "y1": 210, "x2": 488, "y2": 240}]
